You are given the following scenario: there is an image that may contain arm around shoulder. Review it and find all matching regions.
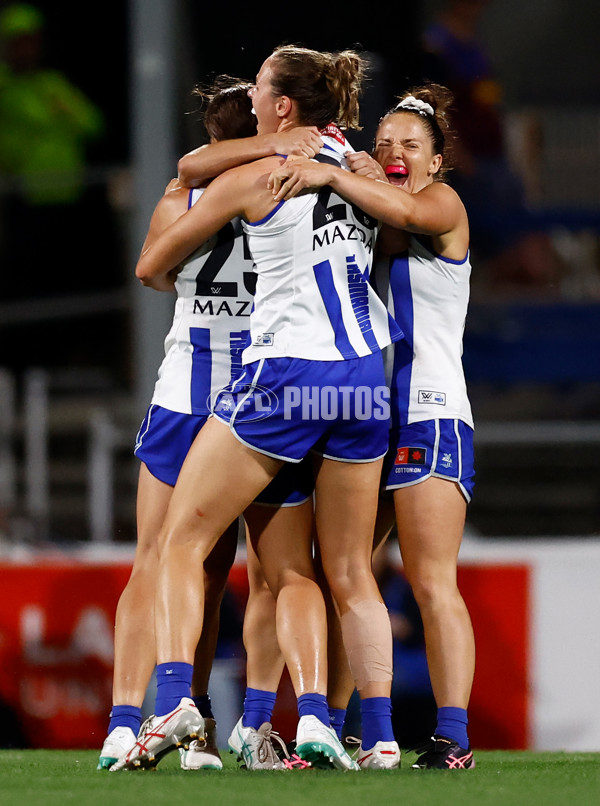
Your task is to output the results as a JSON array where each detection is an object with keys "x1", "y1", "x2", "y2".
[
  {"x1": 177, "y1": 128, "x2": 323, "y2": 186},
  {"x1": 136, "y1": 167, "x2": 248, "y2": 285}
]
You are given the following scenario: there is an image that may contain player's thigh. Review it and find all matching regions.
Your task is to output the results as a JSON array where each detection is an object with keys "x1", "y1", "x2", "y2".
[
  {"x1": 394, "y1": 476, "x2": 466, "y2": 584},
  {"x1": 314, "y1": 456, "x2": 382, "y2": 574},
  {"x1": 135, "y1": 462, "x2": 174, "y2": 556},
  {"x1": 161, "y1": 417, "x2": 282, "y2": 550}
]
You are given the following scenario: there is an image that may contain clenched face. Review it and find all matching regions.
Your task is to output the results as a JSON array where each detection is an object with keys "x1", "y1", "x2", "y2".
[{"x1": 374, "y1": 113, "x2": 442, "y2": 193}]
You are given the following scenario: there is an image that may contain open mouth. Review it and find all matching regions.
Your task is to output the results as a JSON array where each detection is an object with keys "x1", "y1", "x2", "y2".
[{"x1": 385, "y1": 165, "x2": 408, "y2": 186}]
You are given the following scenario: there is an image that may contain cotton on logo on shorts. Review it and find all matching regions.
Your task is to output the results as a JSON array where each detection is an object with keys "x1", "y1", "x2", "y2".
[
  {"x1": 395, "y1": 447, "x2": 427, "y2": 465},
  {"x1": 209, "y1": 384, "x2": 279, "y2": 422}
]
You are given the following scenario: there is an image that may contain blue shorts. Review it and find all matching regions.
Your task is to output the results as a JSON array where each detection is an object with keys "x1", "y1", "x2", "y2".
[
  {"x1": 382, "y1": 419, "x2": 475, "y2": 502},
  {"x1": 212, "y1": 353, "x2": 391, "y2": 463},
  {"x1": 134, "y1": 404, "x2": 207, "y2": 487},
  {"x1": 134, "y1": 404, "x2": 313, "y2": 506}
]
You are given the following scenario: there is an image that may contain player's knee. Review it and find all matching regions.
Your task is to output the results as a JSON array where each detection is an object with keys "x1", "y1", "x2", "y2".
[
  {"x1": 407, "y1": 570, "x2": 456, "y2": 611},
  {"x1": 326, "y1": 566, "x2": 372, "y2": 609}
]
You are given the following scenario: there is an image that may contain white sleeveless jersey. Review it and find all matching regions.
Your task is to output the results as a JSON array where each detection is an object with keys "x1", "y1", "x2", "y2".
[
  {"x1": 241, "y1": 133, "x2": 403, "y2": 363},
  {"x1": 374, "y1": 235, "x2": 473, "y2": 428},
  {"x1": 151, "y1": 188, "x2": 255, "y2": 415}
]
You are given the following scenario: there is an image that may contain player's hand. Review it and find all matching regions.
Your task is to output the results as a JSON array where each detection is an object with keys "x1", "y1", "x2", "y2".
[
  {"x1": 345, "y1": 150, "x2": 387, "y2": 181},
  {"x1": 268, "y1": 158, "x2": 333, "y2": 201},
  {"x1": 269, "y1": 127, "x2": 323, "y2": 158}
]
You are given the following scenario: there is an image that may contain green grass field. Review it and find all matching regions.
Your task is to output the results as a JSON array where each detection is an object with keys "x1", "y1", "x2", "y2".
[{"x1": 1, "y1": 749, "x2": 598, "y2": 806}]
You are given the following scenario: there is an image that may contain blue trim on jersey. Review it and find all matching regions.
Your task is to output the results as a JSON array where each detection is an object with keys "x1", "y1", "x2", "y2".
[
  {"x1": 313, "y1": 259, "x2": 359, "y2": 359},
  {"x1": 437, "y1": 249, "x2": 469, "y2": 265},
  {"x1": 246, "y1": 200, "x2": 286, "y2": 227},
  {"x1": 187, "y1": 189, "x2": 194, "y2": 210},
  {"x1": 389, "y1": 253, "x2": 414, "y2": 426},
  {"x1": 190, "y1": 327, "x2": 213, "y2": 414},
  {"x1": 413, "y1": 233, "x2": 469, "y2": 265}
]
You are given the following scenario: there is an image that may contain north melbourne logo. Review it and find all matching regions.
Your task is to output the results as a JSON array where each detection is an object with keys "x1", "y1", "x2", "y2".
[{"x1": 441, "y1": 452, "x2": 453, "y2": 468}]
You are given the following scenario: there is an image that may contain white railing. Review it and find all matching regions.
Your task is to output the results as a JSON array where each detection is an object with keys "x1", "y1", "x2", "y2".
[{"x1": 0, "y1": 367, "x2": 134, "y2": 544}]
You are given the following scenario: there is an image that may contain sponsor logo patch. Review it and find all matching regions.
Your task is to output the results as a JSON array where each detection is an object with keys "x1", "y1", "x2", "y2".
[
  {"x1": 395, "y1": 447, "x2": 427, "y2": 465},
  {"x1": 253, "y1": 332, "x2": 274, "y2": 346},
  {"x1": 418, "y1": 389, "x2": 446, "y2": 405}
]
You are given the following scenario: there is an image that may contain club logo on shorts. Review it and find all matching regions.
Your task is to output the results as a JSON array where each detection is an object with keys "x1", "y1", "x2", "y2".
[
  {"x1": 418, "y1": 390, "x2": 446, "y2": 405},
  {"x1": 395, "y1": 447, "x2": 427, "y2": 465},
  {"x1": 441, "y1": 452, "x2": 453, "y2": 468}
]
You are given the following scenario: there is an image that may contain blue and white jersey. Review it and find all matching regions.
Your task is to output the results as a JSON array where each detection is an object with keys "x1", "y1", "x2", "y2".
[
  {"x1": 241, "y1": 130, "x2": 403, "y2": 363},
  {"x1": 151, "y1": 188, "x2": 255, "y2": 415},
  {"x1": 374, "y1": 235, "x2": 473, "y2": 428}
]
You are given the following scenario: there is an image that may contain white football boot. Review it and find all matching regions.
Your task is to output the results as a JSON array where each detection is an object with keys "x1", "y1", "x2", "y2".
[
  {"x1": 97, "y1": 726, "x2": 137, "y2": 770},
  {"x1": 228, "y1": 717, "x2": 288, "y2": 770},
  {"x1": 295, "y1": 715, "x2": 359, "y2": 771},
  {"x1": 110, "y1": 697, "x2": 204, "y2": 770}
]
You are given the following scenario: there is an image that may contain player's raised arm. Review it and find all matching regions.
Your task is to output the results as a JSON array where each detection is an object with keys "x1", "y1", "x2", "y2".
[
  {"x1": 136, "y1": 168, "x2": 245, "y2": 285},
  {"x1": 177, "y1": 126, "x2": 323, "y2": 187},
  {"x1": 136, "y1": 158, "x2": 278, "y2": 286}
]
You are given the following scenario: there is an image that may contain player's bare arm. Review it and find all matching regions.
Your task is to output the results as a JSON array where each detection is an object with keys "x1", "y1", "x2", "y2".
[
  {"x1": 137, "y1": 185, "x2": 192, "y2": 292},
  {"x1": 270, "y1": 160, "x2": 466, "y2": 241},
  {"x1": 136, "y1": 159, "x2": 280, "y2": 286},
  {"x1": 177, "y1": 127, "x2": 323, "y2": 187}
]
